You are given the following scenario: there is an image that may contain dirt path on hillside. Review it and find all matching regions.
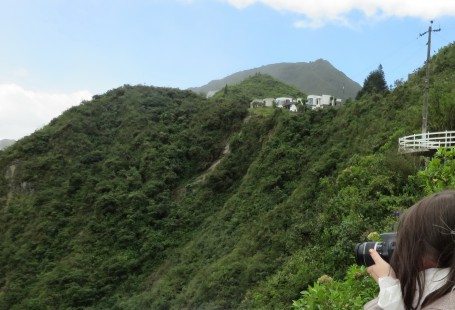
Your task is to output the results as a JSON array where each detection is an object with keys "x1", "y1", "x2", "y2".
[
  {"x1": 173, "y1": 115, "x2": 251, "y2": 200},
  {"x1": 195, "y1": 142, "x2": 230, "y2": 184},
  {"x1": 194, "y1": 114, "x2": 251, "y2": 184}
]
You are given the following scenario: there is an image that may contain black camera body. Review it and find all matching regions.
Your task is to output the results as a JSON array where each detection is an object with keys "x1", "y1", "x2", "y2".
[{"x1": 355, "y1": 232, "x2": 397, "y2": 267}]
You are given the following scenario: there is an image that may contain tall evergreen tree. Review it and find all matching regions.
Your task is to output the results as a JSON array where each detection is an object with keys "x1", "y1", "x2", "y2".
[{"x1": 356, "y1": 64, "x2": 389, "y2": 100}]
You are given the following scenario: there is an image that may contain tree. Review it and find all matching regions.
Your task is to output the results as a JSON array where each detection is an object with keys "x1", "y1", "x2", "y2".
[{"x1": 356, "y1": 64, "x2": 389, "y2": 100}]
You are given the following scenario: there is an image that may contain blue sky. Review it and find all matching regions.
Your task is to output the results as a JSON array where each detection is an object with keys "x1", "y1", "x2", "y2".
[{"x1": 0, "y1": 0, "x2": 454, "y2": 140}]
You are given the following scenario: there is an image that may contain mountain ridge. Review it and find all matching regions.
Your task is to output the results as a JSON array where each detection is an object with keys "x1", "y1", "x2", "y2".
[
  {"x1": 0, "y1": 139, "x2": 15, "y2": 151},
  {"x1": 190, "y1": 59, "x2": 361, "y2": 100}
]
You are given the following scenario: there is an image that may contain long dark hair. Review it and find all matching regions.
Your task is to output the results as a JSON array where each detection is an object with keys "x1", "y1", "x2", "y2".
[{"x1": 390, "y1": 190, "x2": 455, "y2": 310}]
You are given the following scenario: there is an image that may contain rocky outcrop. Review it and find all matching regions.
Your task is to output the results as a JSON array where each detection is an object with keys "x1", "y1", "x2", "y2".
[{"x1": 4, "y1": 161, "x2": 33, "y2": 204}]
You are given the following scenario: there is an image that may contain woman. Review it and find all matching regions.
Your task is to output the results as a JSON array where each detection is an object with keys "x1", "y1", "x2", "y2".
[{"x1": 365, "y1": 190, "x2": 455, "y2": 310}]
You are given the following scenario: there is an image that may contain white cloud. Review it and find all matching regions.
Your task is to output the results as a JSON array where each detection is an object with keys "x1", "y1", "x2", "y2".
[
  {"x1": 0, "y1": 84, "x2": 92, "y2": 140},
  {"x1": 12, "y1": 68, "x2": 30, "y2": 79},
  {"x1": 293, "y1": 19, "x2": 325, "y2": 29},
  {"x1": 223, "y1": 0, "x2": 455, "y2": 28}
]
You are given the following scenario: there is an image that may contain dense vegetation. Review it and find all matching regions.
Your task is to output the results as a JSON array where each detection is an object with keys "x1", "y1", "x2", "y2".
[
  {"x1": 0, "y1": 85, "x2": 250, "y2": 308},
  {"x1": 293, "y1": 147, "x2": 455, "y2": 309},
  {"x1": 212, "y1": 73, "x2": 305, "y2": 101},
  {"x1": 0, "y1": 44, "x2": 454, "y2": 309}
]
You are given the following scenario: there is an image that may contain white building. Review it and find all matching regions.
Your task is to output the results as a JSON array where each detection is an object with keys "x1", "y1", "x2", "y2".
[
  {"x1": 250, "y1": 98, "x2": 277, "y2": 108},
  {"x1": 306, "y1": 95, "x2": 321, "y2": 108},
  {"x1": 320, "y1": 95, "x2": 334, "y2": 107},
  {"x1": 306, "y1": 94, "x2": 342, "y2": 109},
  {"x1": 264, "y1": 98, "x2": 275, "y2": 107},
  {"x1": 250, "y1": 99, "x2": 264, "y2": 108},
  {"x1": 250, "y1": 97, "x2": 301, "y2": 112},
  {"x1": 275, "y1": 97, "x2": 293, "y2": 108}
]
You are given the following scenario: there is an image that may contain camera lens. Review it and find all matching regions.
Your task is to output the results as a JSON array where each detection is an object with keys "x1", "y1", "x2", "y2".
[
  {"x1": 355, "y1": 242, "x2": 377, "y2": 267},
  {"x1": 355, "y1": 232, "x2": 397, "y2": 267}
]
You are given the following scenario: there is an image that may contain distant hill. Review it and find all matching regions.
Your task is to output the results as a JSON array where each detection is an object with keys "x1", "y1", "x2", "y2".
[
  {"x1": 0, "y1": 139, "x2": 15, "y2": 150},
  {"x1": 190, "y1": 59, "x2": 361, "y2": 100}
]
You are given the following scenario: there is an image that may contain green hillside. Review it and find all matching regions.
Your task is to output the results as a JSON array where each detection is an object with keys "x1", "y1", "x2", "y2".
[
  {"x1": 212, "y1": 73, "x2": 305, "y2": 100},
  {"x1": 0, "y1": 43, "x2": 454, "y2": 309}
]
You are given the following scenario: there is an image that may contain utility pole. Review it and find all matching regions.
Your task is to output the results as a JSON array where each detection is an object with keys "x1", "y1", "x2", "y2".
[{"x1": 419, "y1": 20, "x2": 441, "y2": 134}]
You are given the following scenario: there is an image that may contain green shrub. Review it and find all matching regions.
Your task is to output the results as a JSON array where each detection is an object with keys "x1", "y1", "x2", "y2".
[
  {"x1": 416, "y1": 147, "x2": 455, "y2": 194},
  {"x1": 292, "y1": 265, "x2": 377, "y2": 310}
]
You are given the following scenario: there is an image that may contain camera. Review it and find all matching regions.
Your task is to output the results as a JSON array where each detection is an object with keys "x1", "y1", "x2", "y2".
[{"x1": 355, "y1": 232, "x2": 397, "y2": 267}]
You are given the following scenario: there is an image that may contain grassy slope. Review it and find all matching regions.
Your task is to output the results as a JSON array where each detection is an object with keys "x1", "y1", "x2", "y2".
[{"x1": 211, "y1": 73, "x2": 306, "y2": 100}]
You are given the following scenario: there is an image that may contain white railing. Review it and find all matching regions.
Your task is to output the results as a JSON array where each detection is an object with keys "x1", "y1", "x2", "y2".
[{"x1": 399, "y1": 130, "x2": 455, "y2": 154}]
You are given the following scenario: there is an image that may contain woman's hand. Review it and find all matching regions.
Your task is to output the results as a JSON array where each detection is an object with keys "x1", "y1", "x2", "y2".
[{"x1": 366, "y1": 249, "x2": 397, "y2": 282}]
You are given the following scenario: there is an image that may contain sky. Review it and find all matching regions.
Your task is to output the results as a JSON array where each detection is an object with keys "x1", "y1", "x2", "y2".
[{"x1": 1, "y1": 0, "x2": 454, "y2": 140}]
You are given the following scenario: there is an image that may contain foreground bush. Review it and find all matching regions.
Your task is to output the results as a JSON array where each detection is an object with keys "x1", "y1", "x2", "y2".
[{"x1": 292, "y1": 265, "x2": 377, "y2": 310}]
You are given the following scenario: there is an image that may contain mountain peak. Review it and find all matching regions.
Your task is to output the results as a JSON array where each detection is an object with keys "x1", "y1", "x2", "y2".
[
  {"x1": 313, "y1": 58, "x2": 330, "y2": 64},
  {"x1": 190, "y1": 60, "x2": 360, "y2": 100}
]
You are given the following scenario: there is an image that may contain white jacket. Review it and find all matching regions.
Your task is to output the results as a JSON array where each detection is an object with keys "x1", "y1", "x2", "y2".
[{"x1": 364, "y1": 268, "x2": 455, "y2": 310}]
